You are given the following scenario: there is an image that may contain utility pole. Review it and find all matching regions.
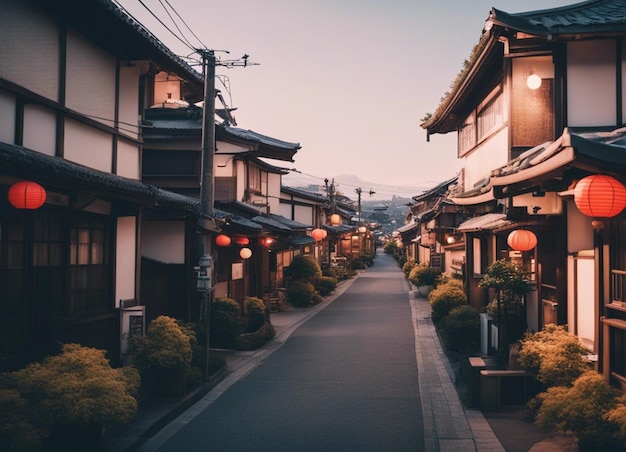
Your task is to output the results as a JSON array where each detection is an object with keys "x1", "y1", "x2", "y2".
[{"x1": 196, "y1": 49, "x2": 257, "y2": 382}]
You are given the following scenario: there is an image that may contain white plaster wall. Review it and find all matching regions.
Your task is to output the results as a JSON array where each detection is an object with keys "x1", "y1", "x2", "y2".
[
  {"x1": 462, "y1": 127, "x2": 509, "y2": 190},
  {"x1": 567, "y1": 40, "x2": 617, "y2": 127},
  {"x1": 268, "y1": 172, "x2": 281, "y2": 213},
  {"x1": 154, "y1": 72, "x2": 182, "y2": 104},
  {"x1": 116, "y1": 139, "x2": 140, "y2": 179},
  {"x1": 119, "y1": 65, "x2": 140, "y2": 140},
  {"x1": 23, "y1": 104, "x2": 56, "y2": 156},
  {"x1": 66, "y1": 29, "x2": 116, "y2": 127},
  {"x1": 0, "y1": 0, "x2": 59, "y2": 102},
  {"x1": 0, "y1": 92, "x2": 16, "y2": 143},
  {"x1": 215, "y1": 154, "x2": 234, "y2": 177},
  {"x1": 64, "y1": 118, "x2": 112, "y2": 172},
  {"x1": 142, "y1": 220, "x2": 185, "y2": 263},
  {"x1": 115, "y1": 216, "x2": 137, "y2": 307},
  {"x1": 294, "y1": 204, "x2": 313, "y2": 225}
]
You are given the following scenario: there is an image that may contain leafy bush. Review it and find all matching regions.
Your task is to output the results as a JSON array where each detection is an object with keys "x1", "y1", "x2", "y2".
[
  {"x1": 428, "y1": 282, "x2": 467, "y2": 323},
  {"x1": 409, "y1": 264, "x2": 441, "y2": 287},
  {"x1": 402, "y1": 260, "x2": 416, "y2": 278},
  {"x1": 322, "y1": 266, "x2": 338, "y2": 279},
  {"x1": 211, "y1": 297, "x2": 241, "y2": 349},
  {"x1": 287, "y1": 281, "x2": 322, "y2": 307},
  {"x1": 244, "y1": 296, "x2": 268, "y2": 332},
  {"x1": 284, "y1": 255, "x2": 322, "y2": 283},
  {"x1": 606, "y1": 394, "x2": 626, "y2": 447},
  {"x1": 440, "y1": 305, "x2": 480, "y2": 352},
  {"x1": 530, "y1": 371, "x2": 620, "y2": 450},
  {"x1": 315, "y1": 275, "x2": 338, "y2": 296},
  {"x1": 0, "y1": 344, "x2": 139, "y2": 449},
  {"x1": 518, "y1": 324, "x2": 591, "y2": 387},
  {"x1": 129, "y1": 315, "x2": 193, "y2": 375}
]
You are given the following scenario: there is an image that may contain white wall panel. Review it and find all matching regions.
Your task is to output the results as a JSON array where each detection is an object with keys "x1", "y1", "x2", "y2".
[
  {"x1": 66, "y1": 29, "x2": 116, "y2": 126},
  {"x1": 23, "y1": 104, "x2": 56, "y2": 156},
  {"x1": 567, "y1": 40, "x2": 617, "y2": 127},
  {"x1": 462, "y1": 127, "x2": 508, "y2": 190},
  {"x1": 0, "y1": 1, "x2": 59, "y2": 101},
  {"x1": 116, "y1": 139, "x2": 140, "y2": 179},
  {"x1": 115, "y1": 216, "x2": 137, "y2": 307},
  {"x1": 64, "y1": 119, "x2": 112, "y2": 172},
  {"x1": 0, "y1": 91, "x2": 16, "y2": 143},
  {"x1": 119, "y1": 65, "x2": 140, "y2": 140}
]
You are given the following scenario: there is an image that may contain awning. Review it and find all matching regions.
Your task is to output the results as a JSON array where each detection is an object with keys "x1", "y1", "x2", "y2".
[
  {"x1": 396, "y1": 221, "x2": 418, "y2": 233},
  {"x1": 457, "y1": 213, "x2": 511, "y2": 232}
]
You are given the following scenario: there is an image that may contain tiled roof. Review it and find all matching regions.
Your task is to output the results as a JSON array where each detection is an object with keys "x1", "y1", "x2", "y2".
[
  {"x1": 282, "y1": 186, "x2": 328, "y2": 203},
  {"x1": 490, "y1": 0, "x2": 626, "y2": 35},
  {"x1": 220, "y1": 126, "x2": 301, "y2": 152}
]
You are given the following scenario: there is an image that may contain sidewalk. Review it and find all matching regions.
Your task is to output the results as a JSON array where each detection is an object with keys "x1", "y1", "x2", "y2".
[{"x1": 104, "y1": 273, "x2": 574, "y2": 452}]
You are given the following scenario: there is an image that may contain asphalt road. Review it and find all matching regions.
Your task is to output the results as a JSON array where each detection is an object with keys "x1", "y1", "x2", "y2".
[{"x1": 150, "y1": 252, "x2": 424, "y2": 451}]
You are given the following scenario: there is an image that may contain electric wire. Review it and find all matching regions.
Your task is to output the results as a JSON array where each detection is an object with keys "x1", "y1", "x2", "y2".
[{"x1": 156, "y1": 0, "x2": 197, "y2": 51}]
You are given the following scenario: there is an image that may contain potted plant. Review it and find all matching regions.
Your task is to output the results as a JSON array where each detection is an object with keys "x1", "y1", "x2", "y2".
[{"x1": 0, "y1": 343, "x2": 139, "y2": 450}]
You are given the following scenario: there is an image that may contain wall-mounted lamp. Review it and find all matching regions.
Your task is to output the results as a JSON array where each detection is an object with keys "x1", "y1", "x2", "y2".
[
  {"x1": 446, "y1": 236, "x2": 456, "y2": 245},
  {"x1": 239, "y1": 247, "x2": 252, "y2": 259},
  {"x1": 527, "y1": 73, "x2": 542, "y2": 90},
  {"x1": 358, "y1": 226, "x2": 367, "y2": 234}
]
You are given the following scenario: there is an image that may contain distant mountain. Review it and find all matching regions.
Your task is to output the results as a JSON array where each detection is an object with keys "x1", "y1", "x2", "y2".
[{"x1": 281, "y1": 172, "x2": 431, "y2": 201}]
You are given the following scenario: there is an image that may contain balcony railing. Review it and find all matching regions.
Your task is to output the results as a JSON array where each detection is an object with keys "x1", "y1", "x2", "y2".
[{"x1": 611, "y1": 269, "x2": 626, "y2": 305}]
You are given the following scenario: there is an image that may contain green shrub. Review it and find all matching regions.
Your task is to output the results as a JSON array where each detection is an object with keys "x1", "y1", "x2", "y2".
[
  {"x1": 210, "y1": 298, "x2": 241, "y2": 349},
  {"x1": 315, "y1": 275, "x2": 338, "y2": 296},
  {"x1": 129, "y1": 316, "x2": 193, "y2": 375},
  {"x1": 383, "y1": 241, "x2": 397, "y2": 254},
  {"x1": 440, "y1": 305, "x2": 480, "y2": 352},
  {"x1": 284, "y1": 255, "x2": 322, "y2": 283},
  {"x1": 0, "y1": 344, "x2": 139, "y2": 449},
  {"x1": 518, "y1": 324, "x2": 591, "y2": 387},
  {"x1": 530, "y1": 371, "x2": 620, "y2": 449},
  {"x1": 606, "y1": 394, "x2": 626, "y2": 447},
  {"x1": 287, "y1": 281, "x2": 322, "y2": 307},
  {"x1": 428, "y1": 282, "x2": 467, "y2": 323},
  {"x1": 244, "y1": 296, "x2": 268, "y2": 332},
  {"x1": 322, "y1": 267, "x2": 338, "y2": 279},
  {"x1": 409, "y1": 264, "x2": 441, "y2": 288},
  {"x1": 402, "y1": 260, "x2": 416, "y2": 278}
]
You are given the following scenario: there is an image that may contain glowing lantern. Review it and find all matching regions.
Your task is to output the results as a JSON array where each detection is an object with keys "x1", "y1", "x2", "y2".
[
  {"x1": 260, "y1": 236, "x2": 275, "y2": 248},
  {"x1": 215, "y1": 234, "x2": 231, "y2": 247},
  {"x1": 8, "y1": 180, "x2": 46, "y2": 209},
  {"x1": 239, "y1": 247, "x2": 252, "y2": 259},
  {"x1": 330, "y1": 214, "x2": 341, "y2": 225},
  {"x1": 234, "y1": 235, "x2": 249, "y2": 245},
  {"x1": 574, "y1": 175, "x2": 626, "y2": 218},
  {"x1": 358, "y1": 226, "x2": 367, "y2": 233},
  {"x1": 311, "y1": 228, "x2": 326, "y2": 241},
  {"x1": 507, "y1": 229, "x2": 537, "y2": 251}
]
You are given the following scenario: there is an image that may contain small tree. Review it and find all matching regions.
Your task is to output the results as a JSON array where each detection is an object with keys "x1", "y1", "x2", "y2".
[
  {"x1": 409, "y1": 264, "x2": 441, "y2": 288},
  {"x1": 478, "y1": 259, "x2": 532, "y2": 348}
]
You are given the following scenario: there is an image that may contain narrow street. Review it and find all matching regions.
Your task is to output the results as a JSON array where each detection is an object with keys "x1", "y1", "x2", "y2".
[{"x1": 143, "y1": 251, "x2": 424, "y2": 451}]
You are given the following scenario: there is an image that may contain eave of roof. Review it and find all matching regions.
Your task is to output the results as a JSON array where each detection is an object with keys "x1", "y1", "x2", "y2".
[{"x1": 281, "y1": 186, "x2": 327, "y2": 203}]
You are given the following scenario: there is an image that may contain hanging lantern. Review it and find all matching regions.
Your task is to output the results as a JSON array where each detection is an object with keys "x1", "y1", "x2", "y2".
[
  {"x1": 215, "y1": 234, "x2": 231, "y2": 247},
  {"x1": 330, "y1": 213, "x2": 341, "y2": 225},
  {"x1": 311, "y1": 228, "x2": 326, "y2": 241},
  {"x1": 8, "y1": 180, "x2": 46, "y2": 209},
  {"x1": 233, "y1": 235, "x2": 249, "y2": 246},
  {"x1": 574, "y1": 174, "x2": 626, "y2": 218},
  {"x1": 507, "y1": 229, "x2": 537, "y2": 251},
  {"x1": 239, "y1": 247, "x2": 252, "y2": 259},
  {"x1": 358, "y1": 226, "x2": 367, "y2": 233},
  {"x1": 260, "y1": 236, "x2": 275, "y2": 248}
]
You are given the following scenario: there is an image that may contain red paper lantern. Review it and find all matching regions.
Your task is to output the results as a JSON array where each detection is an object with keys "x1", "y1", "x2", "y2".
[
  {"x1": 260, "y1": 236, "x2": 275, "y2": 248},
  {"x1": 233, "y1": 235, "x2": 249, "y2": 246},
  {"x1": 574, "y1": 175, "x2": 626, "y2": 218},
  {"x1": 215, "y1": 234, "x2": 231, "y2": 246},
  {"x1": 507, "y1": 229, "x2": 537, "y2": 251},
  {"x1": 8, "y1": 180, "x2": 46, "y2": 209},
  {"x1": 311, "y1": 228, "x2": 326, "y2": 241}
]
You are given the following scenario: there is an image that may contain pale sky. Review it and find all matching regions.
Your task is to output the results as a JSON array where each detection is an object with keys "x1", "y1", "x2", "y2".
[{"x1": 116, "y1": 0, "x2": 575, "y2": 199}]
